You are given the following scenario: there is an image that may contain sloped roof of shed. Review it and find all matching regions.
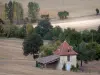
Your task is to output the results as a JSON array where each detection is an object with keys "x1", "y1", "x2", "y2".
[{"x1": 36, "y1": 55, "x2": 60, "y2": 64}]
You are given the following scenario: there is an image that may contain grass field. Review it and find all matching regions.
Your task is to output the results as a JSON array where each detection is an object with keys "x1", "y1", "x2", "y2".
[{"x1": 0, "y1": 38, "x2": 100, "y2": 75}]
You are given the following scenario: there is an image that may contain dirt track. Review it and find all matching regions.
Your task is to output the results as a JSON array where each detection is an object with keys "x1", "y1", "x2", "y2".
[{"x1": 0, "y1": 38, "x2": 100, "y2": 75}]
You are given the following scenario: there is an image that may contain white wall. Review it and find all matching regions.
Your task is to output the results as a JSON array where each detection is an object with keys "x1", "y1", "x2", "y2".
[{"x1": 56, "y1": 55, "x2": 77, "y2": 70}]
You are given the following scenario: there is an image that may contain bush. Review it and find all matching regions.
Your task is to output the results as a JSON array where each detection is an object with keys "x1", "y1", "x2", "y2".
[
  {"x1": 26, "y1": 24, "x2": 34, "y2": 35},
  {"x1": 62, "y1": 63, "x2": 66, "y2": 71},
  {"x1": 45, "y1": 49, "x2": 53, "y2": 56},
  {"x1": 15, "y1": 25, "x2": 26, "y2": 38},
  {"x1": 58, "y1": 11, "x2": 69, "y2": 20},
  {"x1": 76, "y1": 63, "x2": 79, "y2": 69},
  {"x1": 71, "y1": 65, "x2": 78, "y2": 72},
  {"x1": 0, "y1": 25, "x2": 3, "y2": 36},
  {"x1": 3, "y1": 25, "x2": 18, "y2": 38}
]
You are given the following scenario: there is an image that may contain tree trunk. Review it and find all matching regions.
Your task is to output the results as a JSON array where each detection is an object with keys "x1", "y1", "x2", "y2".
[{"x1": 81, "y1": 60, "x2": 83, "y2": 67}]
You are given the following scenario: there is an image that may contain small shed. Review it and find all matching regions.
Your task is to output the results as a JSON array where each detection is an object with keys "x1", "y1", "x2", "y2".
[{"x1": 36, "y1": 55, "x2": 60, "y2": 69}]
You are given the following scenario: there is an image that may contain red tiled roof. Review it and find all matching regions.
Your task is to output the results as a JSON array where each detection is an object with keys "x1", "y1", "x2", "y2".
[{"x1": 54, "y1": 41, "x2": 78, "y2": 56}]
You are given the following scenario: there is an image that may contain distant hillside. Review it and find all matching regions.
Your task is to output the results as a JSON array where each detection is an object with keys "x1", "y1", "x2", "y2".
[{"x1": 1, "y1": 0, "x2": 100, "y2": 18}]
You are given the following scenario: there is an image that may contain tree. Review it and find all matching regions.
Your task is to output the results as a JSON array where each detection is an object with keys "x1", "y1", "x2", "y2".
[
  {"x1": 35, "y1": 19, "x2": 53, "y2": 38},
  {"x1": 97, "y1": 25, "x2": 100, "y2": 32},
  {"x1": 23, "y1": 33, "x2": 43, "y2": 59},
  {"x1": 5, "y1": 1, "x2": 24, "y2": 24},
  {"x1": 69, "y1": 31, "x2": 82, "y2": 46},
  {"x1": 96, "y1": 8, "x2": 99, "y2": 15},
  {"x1": 87, "y1": 42, "x2": 100, "y2": 60},
  {"x1": 5, "y1": 3, "x2": 8, "y2": 20},
  {"x1": 58, "y1": 11, "x2": 69, "y2": 20},
  {"x1": 8, "y1": 1, "x2": 13, "y2": 24},
  {"x1": 16, "y1": 25, "x2": 26, "y2": 38},
  {"x1": 52, "y1": 26, "x2": 63, "y2": 40},
  {"x1": 78, "y1": 41, "x2": 87, "y2": 66},
  {"x1": 0, "y1": 25, "x2": 3, "y2": 36},
  {"x1": 77, "y1": 41, "x2": 95, "y2": 66},
  {"x1": 3, "y1": 25, "x2": 18, "y2": 37},
  {"x1": 40, "y1": 40, "x2": 61, "y2": 56},
  {"x1": 28, "y1": 2, "x2": 40, "y2": 23},
  {"x1": 82, "y1": 30, "x2": 92, "y2": 42},
  {"x1": 13, "y1": 1, "x2": 24, "y2": 24},
  {"x1": 26, "y1": 24, "x2": 34, "y2": 35}
]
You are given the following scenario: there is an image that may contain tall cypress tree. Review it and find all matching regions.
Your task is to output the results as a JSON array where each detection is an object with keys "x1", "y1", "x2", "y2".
[
  {"x1": 28, "y1": 2, "x2": 40, "y2": 23},
  {"x1": 8, "y1": 1, "x2": 13, "y2": 24}
]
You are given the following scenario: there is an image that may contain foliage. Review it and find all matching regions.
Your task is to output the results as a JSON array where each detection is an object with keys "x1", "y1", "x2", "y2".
[
  {"x1": 44, "y1": 26, "x2": 63, "y2": 40},
  {"x1": 77, "y1": 41, "x2": 96, "y2": 66},
  {"x1": 26, "y1": 24, "x2": 34, "y2": 35},
  {"x1": 23, "y1": 33, "x2": 43, "y2": 59},
  {"x1": 40, "y1": 40, "x2": 61, "y2": 56},
  {"x1": 71, "y1": 65, "x2": 78, "y2": 72},
  {"x1": 96, "y1": 8, "x2": 99, "y2": 15},
  {"x1": 58, "y1": 28, "x2": 82, "y2": 46},
  {"x1": 16, "y1": 25, "x2": 26, "y2": 38},
  {"x1": 28, "y1": 2, "x2": 40, "y2": 23},
  {"x1": 7, "y1": 1, "x2": 13, "y2": 24},
  {"x1": 52, "y1": 26, "x2": 63, "y2": 40},
  {"x1": 35, "y1": 19, "x2": 53, "y2": 38},
  {"x1": 5, "y1": 1, "x2": 24, "y2": 24},
  {"x1": 58, "y1": 11, "x2": 69, "y2": 20},
  {"x1": 40, "y1": 45, "x2": 55, "y2": 56},
  {"x1": 62, "y1": 63, "x2": 66, "y2": 71},
  {"x1": 82, "y1": 30, "x2": 92, "y2": 42},
  {"x1": 3, "y1": 25, "x2": 18, "y2": 37},
  {"x1": 0, "y1": 25, "x2": 3, "y2": 35},
  {"x1": 86, "y1": 42, "x2": 100, "y2": 60}
]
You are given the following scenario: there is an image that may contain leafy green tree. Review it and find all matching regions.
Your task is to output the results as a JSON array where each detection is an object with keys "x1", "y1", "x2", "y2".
[
  {"x1": 43, "y1": 31, "x2": 53, "y2": 40},
  {"x1": 35, "y1": 19, "x2": 53, "y2": 38},
  {"x1": 44, "y1": 26, "x2": 62, "y2": 40},
  {"x1": 3, "y1": 25, "x2": 18, "y2": 37},
  {"x1": 40, "y1": 41, "x2": 61, "y2": 56},
  {"x1": 78, "y1": 41, "x2": 87, "y2": 66},
  {"x1": 23, "y1": 33, "x2": 43, "y2": 59},
  {"x1": 8, "y1": 1, "x2": 13, "y2": 24},
  {"x1": 87, "y1": 42, "x2": 100, "y2": 60},
  {"x1": 97, "y1": 25, "x2": 100, "y2": 32},
  {"x1": 13, "y1": 1, "x2": 24, "y2": 24},
  {"x1": 52, "y1": 26, "x2": 63, "y2": 40},
  {"x1": 5, "y1": 1, "x2": 24, "y2": 24},
  {"x1": 0, "y1": 25, "x2": 3, "y2": 36},
  {"x1": 28, "y1": 2, "x2": 40, "y2": 23},
  {"x1": 82, "y1": 30, "x2": 92, "y2": 42},
  {"x1": 58, "y1": 11, "x2": 69, "y2": 20},
  {"x1": 77, "y1": 41, "x2": 96, "y2": 66},
  {"x1": 16, "y1": 25, "x2": 26, "y2": 38},
  {"x1": 26, "y1": 24, "x2": 34, "y2": 35},
  {"x1": 96, "y1": 8, "x2": 99, "y2": 15},
  {"x1": 40, "y1": 45, "x2": 53, "y2": 56},
  {"x1": 70, "y1": 31, "x2": 82, "y2": 46},
  {"x1": 5, "y1": 3, "x2": 8, "y2": 20}
]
